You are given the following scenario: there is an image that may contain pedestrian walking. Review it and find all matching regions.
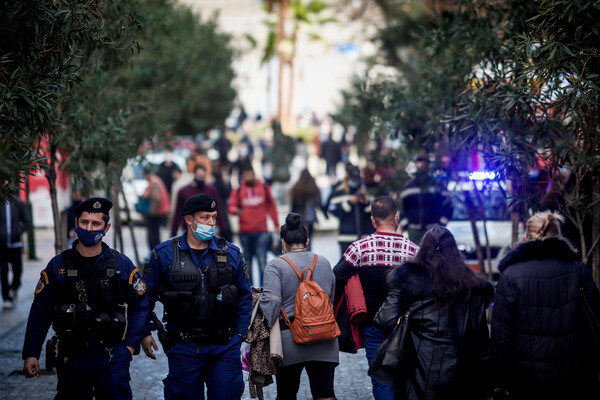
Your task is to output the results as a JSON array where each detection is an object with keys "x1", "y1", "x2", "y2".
[
  {"x1": 398, "y1": 155, "x2": 453, "y2": 244},
  {"x1": 320, "y1": 133, "x2": 341, "y2": 178},
  {"x1": 0, "y1": 186, "x2": 31, "y2": 309},
  {"x1": 288, "y1": 169, "x2": 324, "y2": 247},
  {"x1": 259, "y1": 213, "x2": 339, "y2": 400},
  {"x1": 228, "y1": 162, "x2": 279, "y2": 287},
  {"x1": 374, "y1": 226, "x2": 494, "y2": 400},
  {"x1": 158, "y1": 149, "x2": 182, "y2": 197},
  {"x1": 333, "y1": 196, "x2": 419, "y2": 400},
  {"x1": 141, "y1": 193, "x2": 252, "y2": 400},
  {"x1": 171, "y1": 164, "x2": 231, "y2": 241},
  {"x1": 326, "y1": 165, "x2": 374, "y2": 254},
  {"x1": 491, "y1": 210, "x2": 600, "y2": 399},
  {"x1": 141, "y1": 166, "x2": 171, "y2": 253},
  {"x1": 22, "y1": 197, "x2": 149, "y2": 400}
]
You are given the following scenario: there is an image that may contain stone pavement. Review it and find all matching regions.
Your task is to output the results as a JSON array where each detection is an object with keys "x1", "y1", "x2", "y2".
[{"x1": 0, "y1": 226, "x2": 374, "y2": 399}]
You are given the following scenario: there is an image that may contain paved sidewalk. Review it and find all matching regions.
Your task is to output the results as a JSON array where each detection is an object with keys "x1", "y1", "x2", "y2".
[{"x1": 0, "y1": 227, "x2": 374, "y2": 399}]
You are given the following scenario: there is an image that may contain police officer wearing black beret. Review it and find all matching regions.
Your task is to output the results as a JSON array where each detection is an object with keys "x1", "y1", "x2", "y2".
[
  {"x1": 22, "y1": 197, "x2": 149, "y2": 399},
  {"x1": 142, "y1": 193, "x2": 252, "y2": 400}
]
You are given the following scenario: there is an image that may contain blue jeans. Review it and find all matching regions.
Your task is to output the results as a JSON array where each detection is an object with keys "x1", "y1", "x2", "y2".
[
  {"x1": 363, "y1": 324, "x2": 394, "y2": 400},
  {"x1": 239, "y1": 231, "x2": 270, "y2": 287},
  {"x1": 164, "y1": 335, "x2": 244, "y2": 400}
]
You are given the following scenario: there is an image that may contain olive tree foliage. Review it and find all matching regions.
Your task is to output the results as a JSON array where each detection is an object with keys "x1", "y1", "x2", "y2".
[
  {"x1": 0, "y1": 1, "x2": 136, "y2": 201},
  {"x1": 60, "y1": 0, "x2": 237, "y2": 254},
  {"x1": 0, "y1": 0, "x2": 140, "y2": 253},
  {"x1": 61, "y1": 0, "x2": 237, "y2": 194},
  {"x1": 338, "y1": 0, "x2": 600, "y2": 275},
  {"x1": 513, "y1": 0, "x2": 600, "y2": 275},
  {"x1": 1, "y1": 0, "x2": 238, "y2": 254}
]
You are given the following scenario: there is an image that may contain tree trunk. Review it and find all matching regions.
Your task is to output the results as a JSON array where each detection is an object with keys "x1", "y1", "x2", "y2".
[
  {"x1": 275, "y1": 0, "x2": 289, "y2": 127},
  {"x1": 109, "y1": 180, "x2": 124, "y2": 253},
  {"x1": 591, "y1": 174, "x2": 600, "y2": 288},
  {"x1": 120, "y1": 186, "x2": 142, "y2": 267},
  {"x1": 44, "y1": 140, "x2": 64, "y2": 256},
  {"x1": 464, "y1": 190, "x2": 485, "y2": 274},
  {"x1": 472, "y1": 186, "x2": 493, "y2": 280}
]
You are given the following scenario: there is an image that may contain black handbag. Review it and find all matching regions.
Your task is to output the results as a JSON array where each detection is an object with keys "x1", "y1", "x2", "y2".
[
  {"x1": 577, "y1": 261, "x2": 600, "y2": 352},
  {"x1": 367, "y1": 310, "x2": 411, "y2": 386}
]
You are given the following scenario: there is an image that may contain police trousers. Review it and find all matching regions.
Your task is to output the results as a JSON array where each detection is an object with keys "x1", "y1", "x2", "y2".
[
  {"x1": 163, "y1": 334, "x2": 244, "y2": 400},
  {"x1": 55, "y1": 341, "x2": 132, "y2": 400}
]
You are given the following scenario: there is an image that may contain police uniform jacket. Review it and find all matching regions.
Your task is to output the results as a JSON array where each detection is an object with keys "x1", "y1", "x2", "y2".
[
  {"x1": 399, "y1": 174, "x2": 453, "y2": 231},
  {"x1": 374, "y1": 262, "x2": 494, "y2": 400},
  {"x1": 144, "y1": 231, "x2": 252, "y2": 338},
  {"x1": 22, "y1": 241, "x2": 149, "y2": 360},
  {"x1": 491, "y1": 238, "x2": 600, "y2": 399},
  {"x1": 326, "y1": 184, "x2": 374, "y2": 244}
]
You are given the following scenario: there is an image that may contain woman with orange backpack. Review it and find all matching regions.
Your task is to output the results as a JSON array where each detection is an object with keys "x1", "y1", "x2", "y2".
[{"x1": 259, "y1": 213, "x2": 339, "y2": 400}]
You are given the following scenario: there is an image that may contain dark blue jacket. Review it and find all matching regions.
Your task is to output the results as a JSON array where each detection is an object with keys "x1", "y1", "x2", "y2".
[
  {"x1": 326, "y1": 184, "x2": 374, "y2": 243},
  {"x1": 22, "y1": 241, "x2": 148, "y2": 359},
  {"x1": 144, "y1": 232, "x2": 252, "y2": 337}
]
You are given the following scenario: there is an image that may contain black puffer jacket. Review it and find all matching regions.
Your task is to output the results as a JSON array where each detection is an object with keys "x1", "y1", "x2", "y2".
[
  {"x1": 491, "y1": 238, "x2": 600, "y2": 399},
  {"x1": 374, "y1": 262, "x2": 494, "y2": 400}
]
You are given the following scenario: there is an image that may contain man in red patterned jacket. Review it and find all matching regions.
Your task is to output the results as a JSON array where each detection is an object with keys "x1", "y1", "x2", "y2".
[
  {"x1": 228, "y1": 162, "x2": 279, "y2": 287},
  {"x1": 333, "y1": 196, "x2": 419, "y2": 400}
]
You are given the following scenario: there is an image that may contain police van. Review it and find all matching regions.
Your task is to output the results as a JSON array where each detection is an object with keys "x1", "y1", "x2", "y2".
[{"x1": 444, "y1": 171, "x2": 515, "y2": 280}]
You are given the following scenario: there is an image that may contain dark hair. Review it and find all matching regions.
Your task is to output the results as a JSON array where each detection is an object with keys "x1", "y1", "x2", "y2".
[
  {"x1": 240, "y1": 161, "x2": 253, "y2": 173},
  {"x1": 414, "y1": 226, "x2": 481, "y2": 304},
  {"x1": 280, "y1": 213, "x2": 308, "y2": 246},
  {"x1": 371, "y1": 196, "x2": 397, "y2": 221},
  {"x1": 289, "y1": 169, "x2": 320, "y2": 207},
  {"x1": 193, "y1": 164, "x2": 207, "y2": 173}
]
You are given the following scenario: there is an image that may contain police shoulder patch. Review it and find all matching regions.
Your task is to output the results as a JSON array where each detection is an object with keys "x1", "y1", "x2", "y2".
[
  {"x1": 242, "y1": 261, "x2": 250, "y2": 280},
  {"x1": 133, "y1": 277, "x2": 146, "y2": 295},
  {"x1": 35, "y1": 277, "x2": 45, "y2": 294}
]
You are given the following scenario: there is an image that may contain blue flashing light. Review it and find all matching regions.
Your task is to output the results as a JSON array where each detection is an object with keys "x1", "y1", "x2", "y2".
[{"x1": 468, "y1": 171, "x2": 498, "y2": 181}]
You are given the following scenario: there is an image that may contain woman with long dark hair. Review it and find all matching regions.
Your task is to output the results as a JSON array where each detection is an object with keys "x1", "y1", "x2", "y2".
[
  {"x1": 288, "y1": 169, "x2": 322, "y2": 245},
  {"x1": 374, "y1": 226, "x2": 494, "y2": 400}
]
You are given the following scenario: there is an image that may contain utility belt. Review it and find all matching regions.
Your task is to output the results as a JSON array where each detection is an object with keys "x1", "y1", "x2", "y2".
[
  {"x1": 45, "y1": 334, "x2": 119, "y2": 372},
  {"x1": 171, "y1": 326, "x2": 234, "y2": 345},
  {"x1": 279, "y1": 316, "x2": 295, "y2": 331}
]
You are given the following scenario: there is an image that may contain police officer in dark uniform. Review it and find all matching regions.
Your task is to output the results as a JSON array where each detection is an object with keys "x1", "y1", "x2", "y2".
[
  {"x1": 141, "y1": 193, "x2": 252, "y2": 400},
  {"x1": 22, "y1": 197, "x2": 148, "y2": 400}
]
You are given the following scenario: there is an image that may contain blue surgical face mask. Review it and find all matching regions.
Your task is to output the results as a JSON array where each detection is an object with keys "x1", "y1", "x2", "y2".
[
  {"x1": 193, "y1": 220, "x2": 215, "y2": 241},
  {"x1": 75, "y1": 227, "x2": 106, "y2": 247}
]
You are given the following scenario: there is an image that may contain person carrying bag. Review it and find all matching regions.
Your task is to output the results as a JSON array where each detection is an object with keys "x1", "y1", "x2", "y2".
[{"x1": 259, "y1": 213, "x2": 339, "y2": 400}]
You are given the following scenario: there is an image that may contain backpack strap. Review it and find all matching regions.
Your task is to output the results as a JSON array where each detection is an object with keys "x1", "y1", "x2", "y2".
[
  {"x1": 304, "y1": 254, "x2": 318, "y2": 281},
  {"x1": 279, "y1": 256, "x2": 304, "y2": 281},
  {"x1": 279, "y1": 254, "x2": 318, "y2": 281}
]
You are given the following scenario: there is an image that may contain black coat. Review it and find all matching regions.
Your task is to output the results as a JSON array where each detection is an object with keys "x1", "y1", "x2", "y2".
[
  {"x1": 491, "y1": 238, "x2": 600, "y2": 399},
  {"x1": 0, "y1": 194, "x2": 30, "y2": 247},
  {"x1": 374, "y1": 262, "x2": 494, "y2": 400}
]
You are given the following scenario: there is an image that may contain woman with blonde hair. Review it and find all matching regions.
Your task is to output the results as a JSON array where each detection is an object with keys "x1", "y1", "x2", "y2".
[{"x1": 491, "y1": 210, "x2": 600, "y2": 399}]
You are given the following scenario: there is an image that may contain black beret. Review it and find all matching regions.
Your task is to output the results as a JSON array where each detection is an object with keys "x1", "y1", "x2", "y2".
[
  {"x1": 180, "y1": 194, "x2": 217, "y2": 216},
  {"x1": 73, "y1": 197, "x2": 113, "y2": 216}
]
